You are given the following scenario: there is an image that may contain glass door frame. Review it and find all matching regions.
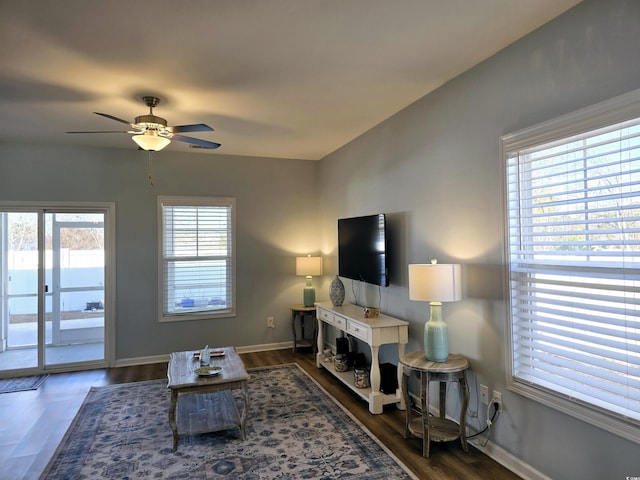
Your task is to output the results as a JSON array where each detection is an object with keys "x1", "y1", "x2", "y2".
[
  {"x1": 48, "y1": 214, "x2": 106, "y2": 347},
  {"x1": 0, "y1": 201, "x2": 115, "y2": 375}
]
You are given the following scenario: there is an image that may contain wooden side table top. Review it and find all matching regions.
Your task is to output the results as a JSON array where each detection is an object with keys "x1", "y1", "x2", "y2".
[
  {"x1": 399, "y1": 351, "x2": 469, "y2": 373},
  {"x1": 290, "y1": 304, "x2": 317, "y2": 313}
]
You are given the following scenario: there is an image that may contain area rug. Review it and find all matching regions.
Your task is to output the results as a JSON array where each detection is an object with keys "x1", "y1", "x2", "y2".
[
  {"x1": 0, "y1": 374, "x2": 48, "y2": 394},
  {"x1": 40, "y1": 363, "x2": 417, "y2": 479}
]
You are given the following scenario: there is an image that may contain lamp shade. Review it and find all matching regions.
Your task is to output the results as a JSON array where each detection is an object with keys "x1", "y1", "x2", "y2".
[
  {"x1": 132, "y1": 132, "x2": 171, "y2": 151},
  {"x1": 296, "y1": 256, "x2": 323, "y2": 276},
  {"x1": 408, "y1": 261, "x2": 461, "y2": 302}
]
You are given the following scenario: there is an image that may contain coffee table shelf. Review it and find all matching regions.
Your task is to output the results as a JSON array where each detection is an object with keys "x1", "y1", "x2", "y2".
[{"x1": 176, "y1": 390, "x2": 241, "y2": 436}]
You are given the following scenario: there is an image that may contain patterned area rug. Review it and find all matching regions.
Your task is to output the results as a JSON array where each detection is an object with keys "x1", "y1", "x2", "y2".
[
  {"x1": 0, "y1": 374, "x2": 48, "y2": 394},
  {"x1": 41, "y1": 363, "x2": 416, "y2": 479}
]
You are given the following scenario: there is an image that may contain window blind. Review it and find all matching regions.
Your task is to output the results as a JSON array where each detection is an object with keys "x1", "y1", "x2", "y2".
[
  {"x1": 505, "y1": 117, "x2": 640, "y2": 424},
  {"x1": 160, "y1": 197, "x2": 234, "y2": 319}
]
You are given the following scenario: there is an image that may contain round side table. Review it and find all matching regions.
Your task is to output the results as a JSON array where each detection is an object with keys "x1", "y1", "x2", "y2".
[{"x1": 399, "y1": 351, "x2": 470, "y2": 458}]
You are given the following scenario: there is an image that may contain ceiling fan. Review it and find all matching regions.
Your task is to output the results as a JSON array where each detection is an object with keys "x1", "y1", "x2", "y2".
[{"x1": 67, "y1": 96, "x2": 221, "y2": 151}]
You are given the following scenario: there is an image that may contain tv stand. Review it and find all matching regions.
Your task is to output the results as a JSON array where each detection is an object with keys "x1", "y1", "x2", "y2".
[{"x1": 316, "y1": 302, "x2": 409, "y2": 414}]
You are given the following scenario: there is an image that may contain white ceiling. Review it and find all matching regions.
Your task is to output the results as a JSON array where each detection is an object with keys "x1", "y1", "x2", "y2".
[{"x1": 0, "y1": 0, "x2": 581, "y2": 160}]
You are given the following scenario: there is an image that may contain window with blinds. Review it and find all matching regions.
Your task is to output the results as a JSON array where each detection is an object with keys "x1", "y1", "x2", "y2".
[
  {"x1": 158, "y1": 196, "x2": 235, "y2": 321},
  {"x1": 502, "y1": 91, "x2": 640, "y2": 443}
]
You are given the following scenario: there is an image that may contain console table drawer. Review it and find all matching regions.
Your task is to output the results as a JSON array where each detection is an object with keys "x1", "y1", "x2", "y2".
[
  {"x1": 347, "y1": 320, "x2": 369, "y2": 342},
  {"x1": 318, "y1": 308, "x2": 346, "y2": 329},
  {"x1": 332, "y1": 315, "x2": 347, "y2": 329},
  {"x1": 317, "y1": 307, "x2": 333, "y2": 322}
]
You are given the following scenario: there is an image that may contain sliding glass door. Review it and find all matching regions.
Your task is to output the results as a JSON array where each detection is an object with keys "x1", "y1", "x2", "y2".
[
  {"x1": 0, "y1": 205, "x2": 114, "y2": 375},
  {"x1": 44, "y1": 212, "x2": 106, "y2": 367}
]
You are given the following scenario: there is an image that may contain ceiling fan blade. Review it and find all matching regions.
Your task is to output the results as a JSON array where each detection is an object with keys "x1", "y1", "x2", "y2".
[
  {"x1": 66, "y1": 130, "x2": 131, "y2": 134},
  {"x1": 168, "y1": 123, "x2": 214, "y2": 133},
  {"x1": 94, "y1": 112, "x2": 136, "y2": 127},
  {"x1": 172, "y1": 134, "x2": 221, "y2": 149}
]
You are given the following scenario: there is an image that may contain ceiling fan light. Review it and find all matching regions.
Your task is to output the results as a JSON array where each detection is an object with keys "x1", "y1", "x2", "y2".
[{"x1": 132, "y1": 132, "x2": 171, "y2": 151}]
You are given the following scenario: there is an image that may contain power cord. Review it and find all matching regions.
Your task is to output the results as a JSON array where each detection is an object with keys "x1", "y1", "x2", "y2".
[
  {"x1": 466, "y1": 400, "x2": 500, "y2": 439},
  {"x1": 351, "y1": 279, "x2": 359, "y2": 305}
]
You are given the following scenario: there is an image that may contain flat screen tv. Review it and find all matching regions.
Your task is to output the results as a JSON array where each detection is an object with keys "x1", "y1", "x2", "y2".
[{"x1": 338, "y1": 213, "x2": 389, "y2": 287}]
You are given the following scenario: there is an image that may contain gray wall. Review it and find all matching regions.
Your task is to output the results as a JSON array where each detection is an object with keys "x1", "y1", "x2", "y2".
[
  {"x1": 0, "y1": 143, "x2": 320, "y2": 359},
  {"x1": 317, "y1": 1, "x2": 640, "y2": 479},
  {"x1": 1, "y1": 1, "x2": 638, "y2": 478}
]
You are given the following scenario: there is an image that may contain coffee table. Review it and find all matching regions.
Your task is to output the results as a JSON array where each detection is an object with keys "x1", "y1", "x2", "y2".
[{"x1": 167, "y1": 346, "x2": 250, "y2": 452}]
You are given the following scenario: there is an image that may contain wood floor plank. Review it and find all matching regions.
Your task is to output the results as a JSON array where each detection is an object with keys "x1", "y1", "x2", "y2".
[{"x1": 0, "y1": 348, "x2": 521, "y2": 480}]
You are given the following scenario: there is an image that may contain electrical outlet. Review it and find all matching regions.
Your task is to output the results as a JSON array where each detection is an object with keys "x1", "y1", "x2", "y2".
[
  {"x1": 267, "y1": 316, "x2": 275, "y2": 328},
  {"x1": 480, "y1": 384, "x2": 489, "y2": 405},
  {"x1": 492, "y1": 390, "x2": 503, "y2": 412}
]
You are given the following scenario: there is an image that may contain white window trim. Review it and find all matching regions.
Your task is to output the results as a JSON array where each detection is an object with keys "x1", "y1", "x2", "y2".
[
  {"x1": 501, "y1": 88, "x2": 640, "y2": 445},
  {"x1": 157, "y1": 196, "x2": 236, "y2": 323}
]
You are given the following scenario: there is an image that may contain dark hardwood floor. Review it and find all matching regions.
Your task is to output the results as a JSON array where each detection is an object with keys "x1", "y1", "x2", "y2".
[{"x1": 0, "y1": 349, "x2": 521, "y2": 480}]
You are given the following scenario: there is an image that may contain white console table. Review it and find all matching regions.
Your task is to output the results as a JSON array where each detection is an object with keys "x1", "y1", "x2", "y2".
[{"x1": 315, "y1": 302, "x2": 409, "y2": 414}]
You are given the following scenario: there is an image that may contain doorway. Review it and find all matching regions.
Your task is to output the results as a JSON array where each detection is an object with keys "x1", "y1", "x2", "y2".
[{"x1": 0, "y1": 205, "x2": 114, "y2": 375}]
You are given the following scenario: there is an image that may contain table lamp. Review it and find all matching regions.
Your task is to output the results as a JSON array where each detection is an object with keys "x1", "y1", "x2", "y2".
[
  {"x1": 408, "y1": 260, "x2": 461, "y2": 362},
  {"x1": 296, "y1": 255, "x2": 323, "y2": 307}
]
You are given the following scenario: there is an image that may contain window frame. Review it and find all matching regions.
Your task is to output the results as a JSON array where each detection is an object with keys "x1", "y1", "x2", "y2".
[
  {"x1": 501, "y1": 88, "x2": 640, "y2": 444},
  {"x1": 157, "y1": 196, "x2": 236, "y2": 323}
]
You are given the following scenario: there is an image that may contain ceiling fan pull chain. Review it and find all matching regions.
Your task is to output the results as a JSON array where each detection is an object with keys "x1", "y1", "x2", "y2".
[{"x1": 147, "y1": 151, "x2": 154, "y2": 187}]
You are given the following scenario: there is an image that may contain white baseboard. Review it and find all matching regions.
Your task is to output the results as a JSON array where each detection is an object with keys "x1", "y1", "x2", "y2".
[
  {"x1": 469, "y1": 437, "x2": 551, "y2": 480},
  {"x1": 115, "y1": 354, "x2": 169, "y2": 367},
  {"x1": 235, "y1": 341, "x2": 293, "y2": 354},
  {"x1": 114, "y1": 341, "x2": 294, "y2": 367}
]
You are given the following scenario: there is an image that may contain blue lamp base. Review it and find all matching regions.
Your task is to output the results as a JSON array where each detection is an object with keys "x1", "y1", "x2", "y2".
[{"x1": 424, "y1": 302, "x2": 448, "y2": 362}]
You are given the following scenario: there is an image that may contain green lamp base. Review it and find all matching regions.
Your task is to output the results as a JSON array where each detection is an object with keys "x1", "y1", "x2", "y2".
[
  {"x1": 303, "y1": 276, "x2": 316, "y2": 307},
  {"x1": 424, "y1": 301, "x2": 448, "y2": 362}
]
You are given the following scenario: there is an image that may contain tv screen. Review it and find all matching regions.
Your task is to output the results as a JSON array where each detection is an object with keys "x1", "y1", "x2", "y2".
[{"x1": 338, "y1": 214, "x2": 389, "y2": 287}]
